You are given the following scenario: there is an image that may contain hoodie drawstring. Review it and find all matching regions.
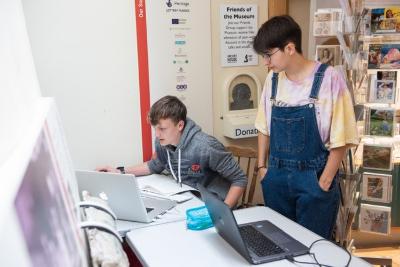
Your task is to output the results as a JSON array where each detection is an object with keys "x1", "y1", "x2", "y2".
[{"x1": 167, "y1": 149, "x2": 181, "y2": 187}]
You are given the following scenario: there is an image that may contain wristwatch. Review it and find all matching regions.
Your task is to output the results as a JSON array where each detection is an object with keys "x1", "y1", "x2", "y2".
[{"x1": 116, "y1": 166, "x2": 125, "y2": 174}]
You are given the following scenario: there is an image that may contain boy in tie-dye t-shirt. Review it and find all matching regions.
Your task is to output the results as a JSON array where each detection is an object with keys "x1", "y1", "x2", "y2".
[
  {"x1": 253, "y1": 15, "x2": 358, "y2": 239},
  {"x1": 255, "y1": 64, "x2": 358, "y2": 149}
]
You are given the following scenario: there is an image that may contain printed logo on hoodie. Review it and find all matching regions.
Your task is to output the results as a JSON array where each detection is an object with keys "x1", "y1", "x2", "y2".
[
  {"x1": 187, "y1": 163, "x2": 202, "y2": 177},
  {"x1": 191, "y1": 164, "x2": 200, "y2": 172}
]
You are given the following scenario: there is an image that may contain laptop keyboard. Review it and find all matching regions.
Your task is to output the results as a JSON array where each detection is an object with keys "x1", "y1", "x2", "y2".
[{"x1": 239, "y1": 225, "x2": 285, "y2": 257}]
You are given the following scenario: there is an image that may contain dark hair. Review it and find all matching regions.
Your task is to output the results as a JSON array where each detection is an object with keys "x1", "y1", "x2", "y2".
[
  {"x1": 148, "y1": 95, "x2": 187, "y2": 125},
  {"x1": 253, "y1": 15, "x2": 302, "y2": 54}
]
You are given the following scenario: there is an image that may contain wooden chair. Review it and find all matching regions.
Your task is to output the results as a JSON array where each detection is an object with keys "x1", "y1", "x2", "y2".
[{"x1": 226, "y1": 145, "x2": 261, "y2": 208}]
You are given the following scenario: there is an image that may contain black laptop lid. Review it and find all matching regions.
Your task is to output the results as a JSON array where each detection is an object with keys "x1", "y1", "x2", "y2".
[{"x1": 198, "y1": 184, "x2": 252, "y2": 262}]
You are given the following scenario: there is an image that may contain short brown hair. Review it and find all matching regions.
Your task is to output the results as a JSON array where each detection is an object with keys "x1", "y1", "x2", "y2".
[{"x1": 148, "y1": 95, "x2": 187, "y2": 125}]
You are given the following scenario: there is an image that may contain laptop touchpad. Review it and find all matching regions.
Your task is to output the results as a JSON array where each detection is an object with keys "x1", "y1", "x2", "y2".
[{"x1": 269, "y1": 232, "x2": 291, "y2": 244}]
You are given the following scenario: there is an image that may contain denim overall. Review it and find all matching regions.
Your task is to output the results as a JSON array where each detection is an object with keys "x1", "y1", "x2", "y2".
[{"x1": 261, "y1": 64, "x2": 340, "y2": 239}]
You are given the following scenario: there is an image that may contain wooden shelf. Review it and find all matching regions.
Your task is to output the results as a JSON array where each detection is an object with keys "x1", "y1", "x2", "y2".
[
  {"x1": 360, "y1": 34, "x2": 400, "y2": 42},
  {"x1": 352, "y1": 227, "x2": 400, "y2": 248}
]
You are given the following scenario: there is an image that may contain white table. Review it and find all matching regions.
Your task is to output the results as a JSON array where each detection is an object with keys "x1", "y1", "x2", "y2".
[{"x1": 126, "y1": 206, "x2": 370, "y2": 267}]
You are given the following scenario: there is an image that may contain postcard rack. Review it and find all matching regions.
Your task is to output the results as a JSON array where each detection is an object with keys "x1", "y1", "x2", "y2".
[
  {"x1": 313, "y1": 0, "x2": 400, "y2": 250},
  {"x1": 354, "y1": 2, "x2": 400, "y2": 239},
  {"x1": 351, "y1": 1, "x2": 400, "y2": 248},
  {"x1": 313, "y1": 0, "x2": 364, "y2": 249}
]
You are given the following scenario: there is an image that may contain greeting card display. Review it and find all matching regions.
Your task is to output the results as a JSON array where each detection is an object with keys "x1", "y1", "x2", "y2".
[
  {"x1": 362, "y1": 144, "x2": 393, "y2": 171},
  {"x1": 313, "y1": 9, "x2": 343, "y2": 37},
  {"x1": 361, "y1": 172, "x2": 392, "y2": 203},
  {"x1": 368, "y1": 43, "x2": 400, "y2": 69},
  {"x1": 365, "y1": 107, "x2": 395, "y2": 137},
  {"x1": 316, "y1": 45, "x2": 341, "y2": 66},
  {"x1": 371, "y1": 7, "x2": 400, "y2": 34},
  {"x1": 369, "y1": 80, "x2": 396, "y2": 103},
  {"x1": 359, "y1": 204, "x2": 391, "y2": 235}
]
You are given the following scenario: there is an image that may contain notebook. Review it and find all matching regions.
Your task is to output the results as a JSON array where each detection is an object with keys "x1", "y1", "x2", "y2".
[
  {"x1": 198, "y1": 184, "x2": 309, "y2": 264},
  {"x1": 75, "y1": 170, "x2": 176, "y2": 223}
]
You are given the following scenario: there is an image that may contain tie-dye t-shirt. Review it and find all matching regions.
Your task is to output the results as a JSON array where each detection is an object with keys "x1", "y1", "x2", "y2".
[{"x1": 255, "y1": 62, "x2": 359, "y2": 150}]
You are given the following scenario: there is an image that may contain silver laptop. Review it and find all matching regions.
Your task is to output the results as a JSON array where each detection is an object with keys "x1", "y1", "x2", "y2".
[
  {"x1": 75, "y1": 170, "x2": 176, "y2": 223},
  {"x1": 198, "y1": 184, "x2": 309, "y2": 264}
]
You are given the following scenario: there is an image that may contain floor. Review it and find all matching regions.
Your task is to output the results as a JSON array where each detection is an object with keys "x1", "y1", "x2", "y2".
[{"x1": 353, "y1": 247, "x2": 400, "y2": 267}]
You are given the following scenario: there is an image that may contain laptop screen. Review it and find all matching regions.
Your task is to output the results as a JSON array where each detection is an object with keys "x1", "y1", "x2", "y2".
[{"x1": 197, "y1": 184, "x2": 251, "y2": 260}]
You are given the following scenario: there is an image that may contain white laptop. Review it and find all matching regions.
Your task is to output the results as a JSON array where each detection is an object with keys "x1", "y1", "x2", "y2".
[{"x1": 75, "y1": 170, "x2": 176, "y2": 223}]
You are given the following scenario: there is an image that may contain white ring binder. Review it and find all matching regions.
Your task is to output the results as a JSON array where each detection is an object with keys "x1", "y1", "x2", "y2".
[
  {"x1": 79, "y1": 221, "x2": 122, "y2": 242},
  {"x1": 78, "y1": 200, "x2": 118, "y2": 220}
]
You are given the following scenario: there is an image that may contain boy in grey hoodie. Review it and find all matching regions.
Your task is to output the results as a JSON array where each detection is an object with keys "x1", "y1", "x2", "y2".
[{"x1": 98, "y1": 96, "x2": 247, "y2": 207}]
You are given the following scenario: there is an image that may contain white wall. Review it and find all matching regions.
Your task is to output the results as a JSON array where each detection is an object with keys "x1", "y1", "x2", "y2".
[
  {"x1": 0, "y1": 0, "x2": 42, "y2": 226},
  {"x1": 289, "y1": 0, "x2": 311, "y2": 59},
  {"x1": 0, "y1": 0, "x2": 41, "y2": 165},
  {"x1": 22, "y1": 0, "x2": 143, "y2": 169},
  {"x1": 146, "y1": 0, "x2": 213, "y2": 134},
  {"x1": 0, "y1": 1, "x2": 75, "y2": 264}
]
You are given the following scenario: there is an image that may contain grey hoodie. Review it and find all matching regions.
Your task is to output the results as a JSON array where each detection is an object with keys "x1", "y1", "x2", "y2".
[{"x1": 147, "y1": 118, "x2": 247, "y2": 200}]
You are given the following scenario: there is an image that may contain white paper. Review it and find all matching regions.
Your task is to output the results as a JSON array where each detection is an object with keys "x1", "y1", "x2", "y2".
[{"x1": 137, "y1": 174, "x2": 197, "y2": 196}]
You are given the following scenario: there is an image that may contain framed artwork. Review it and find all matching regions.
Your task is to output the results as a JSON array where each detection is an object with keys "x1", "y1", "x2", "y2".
[
  {"x1": 362, "y1": 172, "x2": 392, "y2": 203},
  {"x1": 362, "y1": 144, "x2": 393, "y2": 171},
  {"x1": 316, "y1": 45, "x2": 341, "y2": 66},
  {"x1": 370, "y1": 80, "x2": 396, "y2": 103},
  {"x1": 365, "y1": 107, "x2": 395, "y2": 137},
  {"x1": 359, "y1": 204, "x2": 391, "y2": 235}
]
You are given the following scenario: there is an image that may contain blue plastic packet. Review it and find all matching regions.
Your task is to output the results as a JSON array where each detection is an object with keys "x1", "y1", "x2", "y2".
[{"x1": 186, "y1": 205, "x2": 213, "y2": 231}]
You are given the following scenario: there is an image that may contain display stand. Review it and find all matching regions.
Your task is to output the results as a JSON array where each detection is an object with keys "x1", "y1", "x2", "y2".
[
  {"x1": 354, "y1": 3, "x2": 400, "y2": 243},
  {"x1": 333, "y1": 3, "x2": 400, "y2": 264},
  {"x1": 313, "y1": 0, "x2": 400, "y2": 256},
  {"x1": 312, "y1": 1, "x2": 364, "y2": 250}
]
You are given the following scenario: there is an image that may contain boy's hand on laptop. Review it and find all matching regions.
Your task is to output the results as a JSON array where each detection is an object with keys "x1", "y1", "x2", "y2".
[{"x1": 95, "y1": 166, "x2": 120, "y2": 173}]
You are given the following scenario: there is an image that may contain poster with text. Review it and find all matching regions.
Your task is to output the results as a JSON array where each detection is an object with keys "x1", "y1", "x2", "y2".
[
  {"x1": 146, "y1": 0, "x2": 213, "y2": 135},
  {"x1": 220, "y1": 4, "x2": 258, "y2": 67}
]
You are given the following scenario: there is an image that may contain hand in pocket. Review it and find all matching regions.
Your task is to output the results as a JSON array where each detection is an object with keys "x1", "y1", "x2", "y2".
[{"x1": 258, "y1": 167, "x2": 267, "y2": 181}]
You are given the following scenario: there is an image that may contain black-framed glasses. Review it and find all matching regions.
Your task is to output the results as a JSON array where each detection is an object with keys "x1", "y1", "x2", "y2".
[{"x1": 262, "y1": 49, "x2": 280, "y2": 62}]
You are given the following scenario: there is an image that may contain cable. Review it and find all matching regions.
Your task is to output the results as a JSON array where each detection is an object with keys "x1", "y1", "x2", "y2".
[
  {"x1": 286, "y1": 253, "x2": 335, "y2": 267},
  {"x1": 310, "y1": 239, "x2": 352, "y2": 267},
  {"x1": 286, "y1": 254, "x2": 321, "y2": 266},
  {"x1": 285, "y1": 238, "x2": 352, "y2": 267}
]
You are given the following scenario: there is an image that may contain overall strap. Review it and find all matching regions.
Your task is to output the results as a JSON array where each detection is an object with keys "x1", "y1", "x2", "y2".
[
  {"x1": 309, "y1": 63, "x2": 329, "y2": 100},
  {"x1": 270, "y1": 72, "x2": 279, "y2": 102}
]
